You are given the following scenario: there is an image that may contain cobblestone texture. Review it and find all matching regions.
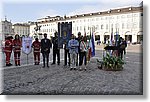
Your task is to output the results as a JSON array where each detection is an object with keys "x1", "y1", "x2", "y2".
[
  {"x1": 1, "y1": 47, "x2": 143, "y2": 95},
  {"x1": 2, "y1": 51, "x2": 143, "y2": 95}
]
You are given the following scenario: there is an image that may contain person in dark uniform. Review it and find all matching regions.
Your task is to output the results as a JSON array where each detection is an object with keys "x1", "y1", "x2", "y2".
[
  {"x1": 64, "y1": 40, "x2": 70, "y2": 67},
  {"x1": 41, "y1": 33, "x2": 52, "y2": 68},
  {"x1": 118, "y1": 37, "x2": 127, "y2": 59},
  {"x1": 51, "y1": 32, "x2": 60, "y2": 65},
  {"x1": 76, "y1": 32, "x2": 82, "y2": 66}
]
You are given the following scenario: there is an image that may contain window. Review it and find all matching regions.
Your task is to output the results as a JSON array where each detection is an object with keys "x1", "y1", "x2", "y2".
[
  {"x1": 127, "y1": 23, "x2": 131, "y2": 29},
  {"x1": 80, "y1": 26, "x2": 82, "y2": 30},
  {"x1": 127, "y1": 14, "x2": 131, "y2": 18},
  {"x1": 133, "y1": 14, "x2": 138, "y2": 17},
  {"x1": 133, "y1": 22, "x2": 137, "y2": 28},
  {"x1": 111, "y1": 24, "x2": 113, "y2": 28},
  {"x1": 121, "y1": 15, "x2": 125, "y2": 18},
  {"x1": 117, "y1": 16, "x2": 120, "y2": 19},
  {"x1": 139, "y1": 18, "x2": 143, "y2": 28},
  {"x1": 96, "y1": 18, "x2": 99, "y2": 21},
  {"x1": 96, "y1": 25, "x2": 99, "y2": 30},
  {"x1": 101, "y1": 24, "x2": 104, "y2": 29}
]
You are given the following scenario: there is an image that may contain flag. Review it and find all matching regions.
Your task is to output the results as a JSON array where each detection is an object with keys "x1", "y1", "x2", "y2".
[
  {"x1": 91, "y1": 32, "x2": 95, "y2": 57},
  {"x1": 110, "y1": 27, "x2": 113, "y2": 46},
  {"x1": 87, "y1": 32, "x2": 91, "y2": 61},
  {"x1": 87, "y1": 30, "x2": 95, "y2": 61},
  {"x1": 115, "y1": 30, "x2": 119, "y2": 46},
  {"x1": 22, "y1": 37, "x2": 32, "y2": 54},
  {"x1": 84, "y1": 27, "x2": 86, "y2": 36}
]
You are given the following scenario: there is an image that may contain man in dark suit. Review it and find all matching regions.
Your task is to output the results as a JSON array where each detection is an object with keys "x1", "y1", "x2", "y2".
[
  {"x1": 41, "y1": 33, "x2": 52, "y2": 68},
  {"x1": 51, "y1": 32, "x2": 60, "y2": 65}
]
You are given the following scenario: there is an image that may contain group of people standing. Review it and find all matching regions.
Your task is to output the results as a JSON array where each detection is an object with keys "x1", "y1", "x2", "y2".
[
  {"x1": 64, "y1": 32, "x2": 89, "y2": 71},
  {"x1": 3, "y1": 32, "x2": 90, "y2": 71},
  {"x1": 4, "y1": 34, "x2": 21, "y2": 66}
]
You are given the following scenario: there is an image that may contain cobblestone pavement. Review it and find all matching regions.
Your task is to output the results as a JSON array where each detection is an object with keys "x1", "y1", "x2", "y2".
[{"x1": 1, "y1": 49, "x2": 143, "y2": 95}]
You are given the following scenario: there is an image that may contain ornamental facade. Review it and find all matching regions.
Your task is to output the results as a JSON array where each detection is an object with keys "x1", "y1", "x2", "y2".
[{"x1": 30, "y1": 6, "x2": 143, "y2": 44}]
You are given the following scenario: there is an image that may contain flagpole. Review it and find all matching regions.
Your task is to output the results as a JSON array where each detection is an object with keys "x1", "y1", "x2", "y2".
[{"x1": 27, "y1": 54, "x2": 28, "y2": 65}]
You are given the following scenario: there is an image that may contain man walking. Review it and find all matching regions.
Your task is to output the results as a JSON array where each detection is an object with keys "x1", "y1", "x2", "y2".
[
  {"x1": 41, "y1": 33, "x2": 52, "y2": 68},
  {"x1": 51, "y1": 32, "x2": 60, "y2": 65}
]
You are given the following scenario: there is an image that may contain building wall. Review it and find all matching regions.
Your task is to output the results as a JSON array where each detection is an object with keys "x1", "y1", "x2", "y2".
[
  {"x1": 13, "y1": 24, "x2": 30, "y2": 37},
  {"x1": 30, "y1": 6, "x2": 143, "y2": 43},
  {"x1": 0, "y1": 19, "x2": 14, "y2": 41}
]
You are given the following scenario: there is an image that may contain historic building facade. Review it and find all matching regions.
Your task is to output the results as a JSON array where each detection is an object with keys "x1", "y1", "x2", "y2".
[
  {"x1": 30, "y1": 6, "x2": 143, "y2": 43},
  {"x1": 13, "y1": 23, "x2": 30, "y2": 37},
  {"x1": 0, "y1": 18, "x2": 14, "y2": 41}
]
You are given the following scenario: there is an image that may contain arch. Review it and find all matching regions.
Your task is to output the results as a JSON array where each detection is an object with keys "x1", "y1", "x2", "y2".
[
  {"x1": 104, "y1": 32, "x2": 109, "y2": 35},
  {"x1": 125, "y1": 31, "x2": 131, "y2": 35},
  {"x1": 137, "y1": 31, "x2": 143, "y2": 35}
]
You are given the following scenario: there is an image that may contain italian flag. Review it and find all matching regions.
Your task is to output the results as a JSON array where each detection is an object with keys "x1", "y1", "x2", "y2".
[{"x1": 87, "y1": 32, "x2": 95, "y2": 61}]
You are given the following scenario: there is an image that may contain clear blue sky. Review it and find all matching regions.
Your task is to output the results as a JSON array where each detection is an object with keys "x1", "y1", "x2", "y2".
[{"x1": 1, "y1": 0, "x2": 142, "y2": 23}]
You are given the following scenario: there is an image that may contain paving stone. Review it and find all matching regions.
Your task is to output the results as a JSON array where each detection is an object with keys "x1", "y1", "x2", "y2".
[{"x1": 1, "y1": 50, "x2": 143, "y2": 95}]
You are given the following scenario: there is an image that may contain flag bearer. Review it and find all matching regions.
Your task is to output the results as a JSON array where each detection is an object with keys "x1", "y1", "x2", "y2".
[
  {"x1": 32, "y1": 38, "x2": 41, "y2": 65},
  {"x1": 12, "y1": 34, "x2": 22, "y2": 66}
]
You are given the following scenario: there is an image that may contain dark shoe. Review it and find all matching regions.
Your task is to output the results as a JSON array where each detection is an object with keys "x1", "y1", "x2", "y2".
[
  {"x1": 74, "y1": 68, "x2": 77, "y2": 70},
  {"x1": 9, "y1": 63, "x2": 13, "y2": 66},
  {"x1": 47, "y1": 66, "x2": 49, "y2": 68},
  {"x1": 6, "y1": 64, "x2": 9, "y2": 66},
  {"x1": 70, "y1": 68, "x2": 73, "y2": 71},
  {"x1": 42, "y1": 66, "x2": 45, "y2": 68},
  {"x1": 58, "y1": 63, "x2": 60, "y2": 65},
  {"x1": 51, "y1": 63, "x2": 55, "y2": 65}
]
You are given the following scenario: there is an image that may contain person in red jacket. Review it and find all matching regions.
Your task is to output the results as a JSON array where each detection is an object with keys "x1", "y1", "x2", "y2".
[
  {"x1": 32, "y1": 38, "x2": 41, "y2": 65},
  {"x1": 4, "y1": 36, "x2": 13, "y2": 66},
  {"x1": 12, "y1": 34, "x2": 22, "y2": 66}
]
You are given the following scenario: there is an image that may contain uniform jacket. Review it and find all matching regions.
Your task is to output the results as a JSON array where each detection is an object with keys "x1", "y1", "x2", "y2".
[
  {"x1": 4, "y1": 39, "x2": 13, "y2": 53},
  {"x1": 12, "y1": 39, "x2": 22, "y2": 52},
  {"x1": 52, "y1": 37, "x2": 58, "y2": 49},
  {"x1": 68, "y1": 39, "x2": 79, "y2": 54},
  {"x1": 32, "y1": 41, "x2": 41, "y2": 52},
  {"x1": 41, "y1": 38, "x2": 52, "y2": 53}
]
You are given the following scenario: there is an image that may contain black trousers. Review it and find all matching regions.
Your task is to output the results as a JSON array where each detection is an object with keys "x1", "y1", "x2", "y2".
[
  {"x1": 42, "y1": 52, "x2": 49, "y2": 66},
  {"x1": 76, "y1": 52, "x2": 82, "y2": 66},
  {"x1": 79, "y1": 52, "x2": 87, "y2": 66},
  {"x1": 64, "y1": 49, "x2": 70, "y2": 66},
  {"x1": 118, "y1": 49, "x2": 124, "y2": 59},
  {"x1": 53, "y1": 48, "x2": 60, "y2": 64}
]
